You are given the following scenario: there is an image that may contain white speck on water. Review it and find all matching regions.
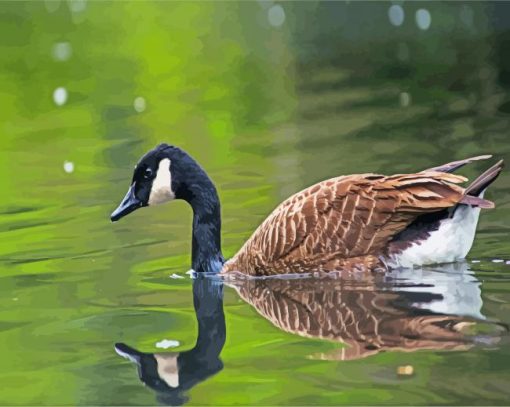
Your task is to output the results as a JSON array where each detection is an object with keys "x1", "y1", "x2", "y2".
[
  {"x1": 68, "y1": 0, "x2": 87, "y2": 13},
  {"x1": 63, "y1": 161, "x2": 74, "y2": 173},
  {"x1": 45, "y1": 0, "x2": 61, "y2": 13},
  {"x1": 53, "y1": 87, "x2": 68, "y2": 106},
  {"x1": 397, "y1": 365, "x2": 414, "y2": 376},
  {"x1": 400, "y1": 92, "x2": 411, "y2": 107},
  {"x1": 397, "y1": 42, "x2": 409, "y2": 62},
  {"x1": 133, "y1": 96, "x2": 146, "y2": 113},
  {"x1": 416, "y1": 8, "x2": 431, "y2": 30},
  {"x1": 492, "y1": 259, "x2": 504, "y2": 263},
  {"x1": 268, "y1": 4, "x2": 285, "y2": 27},
  {"x1": 52, "y1": 42, "x2": 72, "y2": 61},
  {"x1": 471, "y1": 260, "x2": 481, "y2": 263},
  {"x1": 156, "y1": 339, "x2": 180, "y2": 349},
  {"x1": 257, "y1": 0, "x2": 272, "y2": 10},
  {"x1": 170, "y1": 273, "x2": 184, "y2": 279},
  {"x1": 388, "y1": 5, "x2": 404, "y2": 27},
  {"x1": 460, "y1": 5, "x2": 474, "y2": 27}
]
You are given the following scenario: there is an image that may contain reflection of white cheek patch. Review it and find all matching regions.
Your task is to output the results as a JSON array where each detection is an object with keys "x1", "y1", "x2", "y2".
[
  {"x1": 155, "y1": 353, "x2": 180, "y2": 388},
  {"x1": 148, "y1": 158, "x2": 175, "y2": 206}
]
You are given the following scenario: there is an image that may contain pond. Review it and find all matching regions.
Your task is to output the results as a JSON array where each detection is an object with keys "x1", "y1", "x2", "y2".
[{"x1": 1, "y1": 1, "x2": 510, "y2": 405}]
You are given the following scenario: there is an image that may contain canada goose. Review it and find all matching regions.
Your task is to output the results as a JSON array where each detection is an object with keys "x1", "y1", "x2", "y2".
[
  {"x1": 227, "y1": 265, "x2": 506, "y2": 361},
  {"x1": 115, "y1": 278, "x2": 225, "y2": 405},
  {"x1": 110, "y1": 144, "x2": 503, "y2": 275}
]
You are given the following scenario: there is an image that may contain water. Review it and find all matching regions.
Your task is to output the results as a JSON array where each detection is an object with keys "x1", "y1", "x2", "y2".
[{"x1": 1, "y1": 1, "x2": 510, "y2": 405}]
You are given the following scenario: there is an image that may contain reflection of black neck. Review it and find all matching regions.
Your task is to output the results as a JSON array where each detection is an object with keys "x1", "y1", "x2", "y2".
[
  {"x1": 115, "y1": 277, "x2": 226, "y2": 406},
  {"x1": 185, "y1": 277, "x2": 226, "y2": 362},
  {"x1": 159, "y1": 278, "x2": 225, "y2": 405}
]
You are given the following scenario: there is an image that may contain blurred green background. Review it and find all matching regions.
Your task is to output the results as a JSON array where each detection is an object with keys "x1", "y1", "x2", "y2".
[{"x1": 1, "y1": 1, "x2": 510, "y2": 405}]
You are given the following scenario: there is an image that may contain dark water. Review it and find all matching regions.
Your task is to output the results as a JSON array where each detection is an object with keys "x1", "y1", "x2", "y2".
[{"x1": 1, "y1": 1, "x2": 510, "y2": 405}]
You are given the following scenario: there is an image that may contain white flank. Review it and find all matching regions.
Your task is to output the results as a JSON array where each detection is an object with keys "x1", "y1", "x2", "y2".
[
  {"x1": 148, "y1": 158, "x2": 175, "y2": 205},
  {"x1": 388, "y1": 204, "x2": 482, "y2": 268}
]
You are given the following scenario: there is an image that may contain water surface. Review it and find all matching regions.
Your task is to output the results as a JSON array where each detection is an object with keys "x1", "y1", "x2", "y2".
[{"x1": 1, "y1": 1, "x2": 510, "y2": 405}]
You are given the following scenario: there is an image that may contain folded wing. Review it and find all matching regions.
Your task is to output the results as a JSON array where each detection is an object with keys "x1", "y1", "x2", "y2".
[{"x1": 225, "y1": 170, "x2": 487, "y2": 274}]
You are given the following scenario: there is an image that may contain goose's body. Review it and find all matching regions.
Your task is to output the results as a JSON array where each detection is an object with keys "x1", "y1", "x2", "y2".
[{"x1": 111, "y1": 144, "x2": 503, "y2": 275}]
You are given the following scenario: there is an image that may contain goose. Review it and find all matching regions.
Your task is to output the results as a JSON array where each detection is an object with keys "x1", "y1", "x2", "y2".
[{"x1": 110, "y1": 144, "x2": 503, "y2": 275}]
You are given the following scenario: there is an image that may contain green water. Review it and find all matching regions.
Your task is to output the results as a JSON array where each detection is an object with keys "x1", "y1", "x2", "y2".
[{"x1": 1, "y1": 1, "x2": 510, "y2": 405}]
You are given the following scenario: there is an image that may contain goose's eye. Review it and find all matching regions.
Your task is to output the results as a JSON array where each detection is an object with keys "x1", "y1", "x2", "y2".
[{"x1": 143, "y1": 168, "x2": 153, "y2": 179}]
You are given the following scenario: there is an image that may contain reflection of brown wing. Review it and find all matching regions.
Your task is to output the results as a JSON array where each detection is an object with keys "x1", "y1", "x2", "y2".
[
  {"x1": 230, "y1": 277, "x2": 485, "y2": 360},
  {"x1": 223, "y1": 172, "x2": 474, "y2": 275}
]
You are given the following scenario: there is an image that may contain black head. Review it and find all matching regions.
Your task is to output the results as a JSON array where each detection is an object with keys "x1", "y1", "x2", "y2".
[{"x1": 110, "y1": 143, "x2": 209, "y2": 222}]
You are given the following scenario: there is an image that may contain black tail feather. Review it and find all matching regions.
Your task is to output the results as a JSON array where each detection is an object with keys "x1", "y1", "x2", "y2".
[
  {"x1": 427, "y1": 155, "x2": 492, "y2": 173},
  {"x1": 465, "y1": 160, "x2": 504, "y2": 197}
]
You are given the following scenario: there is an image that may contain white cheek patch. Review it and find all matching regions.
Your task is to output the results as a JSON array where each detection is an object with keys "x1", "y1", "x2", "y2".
[{"x1": 148, "y1": 158, "x2": 175, "y2": 206}]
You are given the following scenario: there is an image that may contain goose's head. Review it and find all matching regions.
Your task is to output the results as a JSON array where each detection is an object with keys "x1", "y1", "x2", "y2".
[{"x1": 110, "y1": 143, "x2": 210, "y2": 222}]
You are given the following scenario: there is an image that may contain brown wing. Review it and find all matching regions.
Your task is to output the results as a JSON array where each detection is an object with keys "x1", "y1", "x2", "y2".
[{"x1": 224, "y1": 171, "x2": 469, "y2": 274}]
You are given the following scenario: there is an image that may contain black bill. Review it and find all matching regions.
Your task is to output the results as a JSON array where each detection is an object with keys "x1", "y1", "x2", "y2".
[{"x1": 111, "y1": 184, "x2": 143, "y2": 222}]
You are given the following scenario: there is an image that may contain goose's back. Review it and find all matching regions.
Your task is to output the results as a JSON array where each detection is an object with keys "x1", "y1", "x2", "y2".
[{"x1": 222, "y1": 171, "x2": 467, "y2": 275}]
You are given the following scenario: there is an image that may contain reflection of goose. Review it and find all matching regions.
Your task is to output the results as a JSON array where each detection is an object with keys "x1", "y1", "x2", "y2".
[
  {"x1": 111, "y1": 144, "x2": 503, "y2": 275},
  {"x1": 115, "y1": 278, "x2": 225, "y2": 405},
  {"x1": 386, "y1": 262, "x2": 484, "y2": 320},
  {"x1": 228, "y1": 265, "x2": 506, "y2": 361}
]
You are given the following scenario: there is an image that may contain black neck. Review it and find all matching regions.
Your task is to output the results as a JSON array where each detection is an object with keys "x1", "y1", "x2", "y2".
[{"x1": 188, "y1": 179, "x2": 223, "y2": 273}]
